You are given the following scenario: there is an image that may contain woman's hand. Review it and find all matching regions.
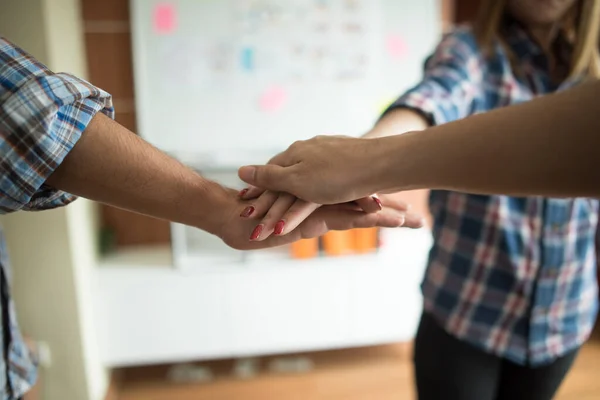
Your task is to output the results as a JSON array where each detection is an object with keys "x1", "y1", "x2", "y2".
[
  {"x1": 238, "y1": 135, "x2": 390, "y2": 205},
  {"x1": 237, "y1": 188, "x2": 423, "y2": 241},
  {"x1": 238, "y1": 187, "x2": 387, "y2": 240},
  {"x1": 217, "y1": 188, "x2": 423, "y2": 249}
]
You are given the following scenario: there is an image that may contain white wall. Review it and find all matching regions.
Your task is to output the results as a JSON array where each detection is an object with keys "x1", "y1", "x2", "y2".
[
  {"x1": 0, "y1": 0, "x2": 48, "y2": 62},
  {"x1": 0, "y1": 1, "x2": 107, "y2": 399}
]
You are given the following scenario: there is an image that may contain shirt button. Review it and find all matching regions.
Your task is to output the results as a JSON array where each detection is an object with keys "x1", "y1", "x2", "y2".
[{"x1": 551, "y1": 223, "x2": 561, "y2": 232}]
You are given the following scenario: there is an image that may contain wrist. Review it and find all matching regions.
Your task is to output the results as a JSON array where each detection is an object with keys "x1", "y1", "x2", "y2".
[
  {"x1": 184, "y1": 178, "x2": 235, "y2": 237},
  {"x1": 366, "y1": 132, "x2": 422, "y2": 193}
]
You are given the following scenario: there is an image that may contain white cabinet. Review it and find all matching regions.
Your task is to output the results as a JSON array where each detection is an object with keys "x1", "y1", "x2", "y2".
[{"x1": 95, "y1": 229, "x2": 431, "y2": 367}]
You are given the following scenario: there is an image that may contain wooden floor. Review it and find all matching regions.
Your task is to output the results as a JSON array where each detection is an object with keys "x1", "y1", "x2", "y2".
[{"x1": 117, "y1": 330, "x2": 600, "y2": 400}]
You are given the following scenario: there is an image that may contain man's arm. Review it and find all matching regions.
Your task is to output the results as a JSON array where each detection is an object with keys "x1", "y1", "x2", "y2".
[{"x1": 45, "y1": 113, "x2": 228, "y2": 236}]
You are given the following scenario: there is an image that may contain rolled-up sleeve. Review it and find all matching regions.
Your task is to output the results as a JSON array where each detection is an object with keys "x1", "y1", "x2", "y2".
[
  {"x1": 0, "y1": 37, "x2": 114, "y2": 213},
  {"x1": 384, "y1": 27, "x2": 484, "y2": 126}
]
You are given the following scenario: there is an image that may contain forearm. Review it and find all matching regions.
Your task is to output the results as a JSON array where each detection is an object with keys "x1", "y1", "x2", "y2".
[
  {"x1": 46, "y1": 113, "x2": 229, "y2": 235},
  {"x1": 363, "y1": 108, "x2": 429, "y2": 138},
  {"x1": 376, "y1": 80, "x2": 600, "y2": 197}
]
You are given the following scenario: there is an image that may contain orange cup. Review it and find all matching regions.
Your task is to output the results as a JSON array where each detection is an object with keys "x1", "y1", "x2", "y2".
[
  {"x1": 353, "y1": 227, "x2": 379, "y2": 254},
  {"x1": 322, "y1": 230, "x2": 354, "y2": 257},
  {"x1": 290, "y1": 238, "x2": 319, "y2": 259}
]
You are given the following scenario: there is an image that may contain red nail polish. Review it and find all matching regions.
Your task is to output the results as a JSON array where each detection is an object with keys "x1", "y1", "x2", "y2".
[
  {"x1": 239, "y1": 188, "x2": 249, "y2": 197},
  {"x1": 240, "y1": 206, "x2": 255, "y2": 218},
  {"x1": 274, "y1": 220, "x2": 285, "y2": 235},
  {"x1": 372, "y1": 196, "x2": 383, "y2": 210},
  {"x1": 250, "y1": 225, "x2": 264, "y2": 240}
]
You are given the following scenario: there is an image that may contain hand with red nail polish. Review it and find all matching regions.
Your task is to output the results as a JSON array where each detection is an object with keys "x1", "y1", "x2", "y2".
[
  {"x1": 218, "y1": 188, "x2": 423, "y2": 250},
  {"x1": 239, "y1": 187, "x2": 417, "y2": 242},
  {"x1": 239, "y1": 179, "x2": 405, "y2": 241},
  {"x1": 239, "y1": 189, "x2": 321, "y2": 240}
]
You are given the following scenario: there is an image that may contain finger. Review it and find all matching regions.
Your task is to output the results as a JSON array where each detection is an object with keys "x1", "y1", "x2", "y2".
[
  {"x1": 401, "y1": 212, "x2": 426, "y2": 229},
  {"x1": 337, "y1": 202, "x2": 364, "y2": 211},
  {"x1": 267, "y1": 151, "x2": 291, "y2": 166},
  {"x1": 312, "y1": 206, "x2": 405, "y2": 232},
  {"x1": 239, "y1": 185, "x2": 265, "y2": 200},
  {"x1": 240, "y1": 152, "x2": 292, "y2": 200},
  {"x1": 377, "y1": 194, "x2": 411, "y2": 212},
  {"x1": 354, "y1": 195, "x2": 383, "y2": 213},
  {"x1": 254, "y1": 206, "x2": 418, "y2": 249},
  {"x1": 240, "y1": 190, "x2": 280, "y2": 221},
  {"x1": 238, "y1": 164, "x2": 293, "y2": 192},
  {"x1": 252, "y1": 193, "x2": 297, "y2": 241},
  {"x1": 276, "y1": 199, "x2": 321, "y2": 236},
  {"x1": 316, "y1": 205, "x2": 423, "y2": 230}
]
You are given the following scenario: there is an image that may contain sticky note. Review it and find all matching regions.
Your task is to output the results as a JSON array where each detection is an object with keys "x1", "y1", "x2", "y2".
[
  {"x1": 259, "y1": 86, "x2": 287, "y2": 113},
  {"x1": 154, "y1": 3, "x2": 176, "y2": 34},
  {"x1": 386, "y1": 34, "x2": 408, "y2": 59},
  {"x1": 241, "y1": 47, "x2": 254, "y2": 72}
]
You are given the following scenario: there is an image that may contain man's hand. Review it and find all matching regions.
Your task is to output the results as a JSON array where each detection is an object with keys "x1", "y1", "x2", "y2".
[{"x1": 238, "y1": 135, "x2": 390, "y2": 205}]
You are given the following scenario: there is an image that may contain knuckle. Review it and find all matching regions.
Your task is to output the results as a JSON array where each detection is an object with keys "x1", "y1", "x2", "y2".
[
  {"x1": 262, "y1": 212, "x2": 276, "y2": 223},
  {"x1": 290, "y1": 140, "x2": 304, "y2": 151}
]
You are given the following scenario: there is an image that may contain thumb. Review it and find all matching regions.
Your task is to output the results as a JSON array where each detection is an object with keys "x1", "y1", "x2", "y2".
[{"x1": 238, "y1": 164, "x2": 290, "y2": 192}]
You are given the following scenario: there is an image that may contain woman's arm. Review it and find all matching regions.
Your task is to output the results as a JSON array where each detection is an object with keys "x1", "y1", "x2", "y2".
[
  {"x1": 363, "y1": 109, "x2": 429, "y2": 138},
  {"x1": 377, "y1": 79, "x2": 600, "y2": 198},
  {"x1": 239, "y1": 79, "x2": 600, "y2": 202}
]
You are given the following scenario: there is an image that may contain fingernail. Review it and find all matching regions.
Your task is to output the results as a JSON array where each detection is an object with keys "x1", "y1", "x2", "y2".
[
  {"x1": 372, "y1": 196, "x2": 383, "y2": 210},
  {"x1": 274, "y1": 220, "x2": 285, "y2": 235},
  {"x1": 250, "y1": 224, "x2": 264, "y2": 240},
  {"x1": 239, "y1": 188, "x2": 249, "y2": 198},
  {"x1": 240, "y1": 206, "x2": 255, "y2": 218}
]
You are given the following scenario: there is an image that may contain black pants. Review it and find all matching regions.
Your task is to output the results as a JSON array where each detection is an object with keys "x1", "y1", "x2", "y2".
[{"x1": 414, "y1": 312, "x2": 579, "y2": 400}]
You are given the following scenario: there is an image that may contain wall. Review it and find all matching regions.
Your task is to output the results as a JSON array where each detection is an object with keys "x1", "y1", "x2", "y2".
[
  {"x1": 0, "y1": 0, "x2": 48, "y2": 62},
  {"x1": 0, "y1": 0, "x2": 107, "y2": 399},
  {"x1": 81, "y1": 0, "x2": 172, "y2": 248}
]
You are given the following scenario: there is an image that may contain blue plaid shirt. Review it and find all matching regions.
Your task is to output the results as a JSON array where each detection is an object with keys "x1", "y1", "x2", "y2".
[
  {"x1": 0, "y1": 38, "x2": 113, "y2": 398},
  {"x1": 388, "y1": 22, "x2": 599, "y2": 366}
]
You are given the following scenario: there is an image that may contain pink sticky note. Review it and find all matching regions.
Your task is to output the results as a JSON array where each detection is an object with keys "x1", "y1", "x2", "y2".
[
  {"x1": 154, "y1": 3, "x2": 176, "y2": 34},
  {"x1": 259, "y1": 86, "x2": 288, "y2": 113},
  {"x1": 386, "y1": 34, "x2": 408, "y2": 59}
]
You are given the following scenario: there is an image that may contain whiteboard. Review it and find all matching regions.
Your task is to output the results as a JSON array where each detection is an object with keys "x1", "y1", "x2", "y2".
[{"x1": 130, "y1": 0, "x2": 440, "y2": 163}]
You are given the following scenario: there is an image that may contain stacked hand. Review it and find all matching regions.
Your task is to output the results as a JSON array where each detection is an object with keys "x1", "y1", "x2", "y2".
[
  {"x1": 236, "y1": 187, "x2": 424, "y2": 241},
  {"x1": 238, "y1": 135, "x2": 392, "y2": 204},
  {"x1": 216, "y1": 188, "x2": 423, "y2": 249},
  {"x1": 226, "y1": 135, "x2": 424, "y2": 242}
]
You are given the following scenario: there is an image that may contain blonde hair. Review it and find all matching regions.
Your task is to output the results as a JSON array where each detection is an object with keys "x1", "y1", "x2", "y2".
[{"x1": 474, "y1": 0, "x2": 600, "y2": 79}]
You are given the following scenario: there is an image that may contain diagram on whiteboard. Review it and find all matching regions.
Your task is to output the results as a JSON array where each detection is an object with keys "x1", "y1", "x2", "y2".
[
  {"x1": 132, "y1": 0, "x2": 439, "y2": 156},
  {"x1": 156, "y1": 0, "x2": 378, "y2": 90}
]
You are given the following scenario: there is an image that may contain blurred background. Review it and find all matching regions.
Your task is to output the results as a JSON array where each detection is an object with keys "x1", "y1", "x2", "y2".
[{"x1": 0, "y1": 0, "x2": 598, "y2": 399}]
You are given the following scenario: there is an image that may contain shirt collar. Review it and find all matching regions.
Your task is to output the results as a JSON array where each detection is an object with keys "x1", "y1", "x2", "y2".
[{"x1": 500, "y1": 13, "x2": 573, "y2": 68}]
